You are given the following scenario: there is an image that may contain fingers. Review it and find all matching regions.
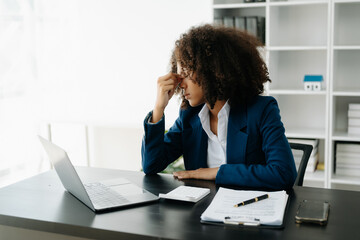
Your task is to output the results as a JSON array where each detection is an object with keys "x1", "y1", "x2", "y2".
[
  {"x1": 173, "y1": 171, "x2": 190, "y2": 179},
  {"x1": 173, "y1": 168, "x2": 219, "y2": 180},
  {"x1": 157, "y1": 73, "x2": 182, "y2": 91},
  {"x1": 173, "y1": 170, "x2": 193, "y2": 180}
]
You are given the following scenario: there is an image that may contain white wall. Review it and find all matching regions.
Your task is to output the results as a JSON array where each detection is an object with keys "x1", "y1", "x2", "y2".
[
  {"x1": 0, "y1": 0, "x2": 213, "y2": 186},
  {"x1": 34, "y1": 0, "x2": 213, "y2": 129}
]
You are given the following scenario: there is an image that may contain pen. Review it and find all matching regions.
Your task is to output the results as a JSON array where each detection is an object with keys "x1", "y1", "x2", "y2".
[{"x1": 234, "y1": 194, "x2": 269, "y2": 207}]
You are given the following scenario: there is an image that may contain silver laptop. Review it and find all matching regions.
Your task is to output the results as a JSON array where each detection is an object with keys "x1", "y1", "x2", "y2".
[{"x1": 38, "y1": 136, "x2": 159, "y2": 212}]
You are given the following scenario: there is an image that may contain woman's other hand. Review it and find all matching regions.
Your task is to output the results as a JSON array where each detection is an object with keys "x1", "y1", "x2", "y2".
[{"x1": 173, "y1": 168, "x2": 219, "y2": 180}]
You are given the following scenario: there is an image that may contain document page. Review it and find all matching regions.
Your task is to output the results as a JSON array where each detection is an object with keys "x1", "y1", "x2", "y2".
[
  {"x1": 201, "y1": 187, "x2": 288, "y2": 226},
  {"x1": 159, "y1": 186, "x2": 210, "y2": 202}
]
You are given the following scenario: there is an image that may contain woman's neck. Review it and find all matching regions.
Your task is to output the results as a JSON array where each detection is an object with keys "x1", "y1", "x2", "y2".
[{"x1": 207, "y1": 100, "x2": 227, "y2": 119}]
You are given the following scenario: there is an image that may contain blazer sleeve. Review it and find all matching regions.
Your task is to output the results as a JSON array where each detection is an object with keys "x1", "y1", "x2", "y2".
[
  {"x1": 216, "y1": 99, "x2": 297, "y2": 190},
  {"x1": 141, "y1": 111, "x2": 183, "y2": 174}
]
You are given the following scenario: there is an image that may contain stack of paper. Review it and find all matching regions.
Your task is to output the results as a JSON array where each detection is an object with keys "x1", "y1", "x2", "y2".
[
  {"x1": 336, "y1": 143, "x2": 360, "y2": 177},
  {"x1": 288, "y1": 138, "x2": 319, "y2": 172},
  {"x1": 348, "y1": 104, "x2": 360, "y2": 135},
  {"x1": 159, "y1": 186, "x2": 210, "y2": 203},
  {"x1": 200, "y1": 188, "x2": 288, "y2": 227}
]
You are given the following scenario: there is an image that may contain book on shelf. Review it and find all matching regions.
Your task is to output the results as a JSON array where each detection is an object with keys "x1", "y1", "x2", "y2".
[
  {"x1": 335, "y1": 142, "x2": 360, "y2": 177},
  {"x1": 349, "y1": 103, "x2": 360, "y2": 111},
  {"x1": 336, "y1": 163, "x2": 360, "y2": 169},
  {"x1": 336, "y1": 168, "x2": 360, "y2": 177},
  {"x1": 348, "y1": 110, "x2": 360, "y2": 118},
  {"x1": 336, "y1": 157, "x2": 360, "y2": 165},
  {"x1": 336, "y1": 151, "x2": 360, "y2": 160},
  {"x1": 336, "y1": 142, "x2": 360, "y2": 153},
  {"x1": 348, "y1": 126, "x2": 360, "y2": 135},
  {"x1": 349, "y1": 118, "x2": 360, "y2": 127}
]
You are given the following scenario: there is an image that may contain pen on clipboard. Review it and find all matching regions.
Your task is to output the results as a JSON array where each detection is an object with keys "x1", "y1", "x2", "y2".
[{"x1": 234, "y1": 194, "x2": 269, "y2": 207}]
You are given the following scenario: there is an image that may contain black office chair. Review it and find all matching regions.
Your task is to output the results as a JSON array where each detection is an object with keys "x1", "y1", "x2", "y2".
[{"x1": 289, "y1": 142, "x2": 313, "y2": 187}]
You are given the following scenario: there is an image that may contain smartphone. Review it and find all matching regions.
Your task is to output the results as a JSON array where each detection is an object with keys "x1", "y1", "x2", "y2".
[{"x1": 295, "y1": 200, "x2": 330, "y2": 225}]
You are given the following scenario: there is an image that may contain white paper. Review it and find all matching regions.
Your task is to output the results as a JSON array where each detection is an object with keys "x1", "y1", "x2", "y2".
[
  {"x1": 159, "y1": 186, "x2": 210, "y2": 202},
  {"x1": 201, "y1": 187, "x2": 288, "y2": 226}
]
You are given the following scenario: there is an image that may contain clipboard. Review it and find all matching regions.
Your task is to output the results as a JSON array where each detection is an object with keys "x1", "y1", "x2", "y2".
[
  {"x1": 200, "y1": 187, "x2": 291, "y2": 229},
  {"x1": 200, "y1": 196, "x2": 291, "y2": 229}
]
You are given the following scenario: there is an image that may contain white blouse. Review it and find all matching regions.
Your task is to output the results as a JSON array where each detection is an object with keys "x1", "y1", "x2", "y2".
[{"x1": 198, "y1": 101, "x2": 230, "y2": 168}]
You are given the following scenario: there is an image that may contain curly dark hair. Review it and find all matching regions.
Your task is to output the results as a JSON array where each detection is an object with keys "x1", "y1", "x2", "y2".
[{"x1": 171, "y1": 24, "x2": 270, "y2": 109}]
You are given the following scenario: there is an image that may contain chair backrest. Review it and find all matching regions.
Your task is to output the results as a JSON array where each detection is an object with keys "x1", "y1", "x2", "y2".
[{"x1": 290, "y1": 142, "x2": 313, "y2": 187}]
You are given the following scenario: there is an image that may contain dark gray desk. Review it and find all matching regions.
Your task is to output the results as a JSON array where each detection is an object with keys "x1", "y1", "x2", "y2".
[{"x1": 0, "y1": 167, "x2": 360, "y2": 240}]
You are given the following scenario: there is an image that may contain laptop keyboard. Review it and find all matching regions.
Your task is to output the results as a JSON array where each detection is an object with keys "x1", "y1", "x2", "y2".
[{"x1": 84, "y1": 182, "x2": 130, "y2": 209}]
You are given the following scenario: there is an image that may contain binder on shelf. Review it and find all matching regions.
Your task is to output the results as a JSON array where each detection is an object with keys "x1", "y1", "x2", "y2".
[
  {"x1": 200, "y1": 187, "x2": 289, "y2": 228},
  {"x1": 234, "y1": 17, "x2": 246, "y2": 31},
  {"x1": 215, "y1": 15, "x2": 265, "y2": 44},
  {"x1": 257, "y1": 16, "x2": 265, "y2": 44},
  {"x1": 245, "y1": 17, "x2": 258, "y2": 39},
  {"x1": 214, "y1": 18, "x2": 223, "y2": 26},
  {"x1": 223, "y1": 16, "x2": 234, "y2": 28}
]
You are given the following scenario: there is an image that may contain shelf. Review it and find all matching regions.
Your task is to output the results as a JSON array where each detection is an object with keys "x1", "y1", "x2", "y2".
[
  {"x1": 269, "y1": 90, "x2": 326, "y2": 95},
  {"x1": 285, "y1": 128, "x2": 326, "y2": 139},
  {"x1": 334, "y1": 0, "x2": 360, "y2": 3},
  {"x1": 334, "y1": 1, "x2": 360, "y2": 46},
  {"x1": 213, "y1": 0, "x2": 360, "y2": 191},
  {"x1": 269, "y1": 3, "x2": 328, "y2": 48},
  {"x1": 213, "y1": 3, "x2": 266, "y2": 9},
  {"x1": 267, "y1": 46, "x2": 327, "y2": 51},
  {"x1": 269, "y1": 1, "x2": 328, "y2": 7},
  {"x1": 332, "y1": 90, "x2": 360, "y2": 96},
  {"x1": 333, "y1": 46, "x2": 360, "y2": 50},
  {"x1": 332, "y1": 131, "x2": 360, "y2": 141}
]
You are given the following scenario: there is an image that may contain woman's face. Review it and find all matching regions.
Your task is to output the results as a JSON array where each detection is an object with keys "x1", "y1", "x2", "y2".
[{"x1": 177, "y1": 63, "x2": 205, "y2": 107}]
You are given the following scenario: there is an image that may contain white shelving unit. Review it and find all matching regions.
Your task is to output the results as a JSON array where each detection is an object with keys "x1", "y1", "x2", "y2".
[{"x1": 213, "y1": 0, "x2": 360, "y2": 190}]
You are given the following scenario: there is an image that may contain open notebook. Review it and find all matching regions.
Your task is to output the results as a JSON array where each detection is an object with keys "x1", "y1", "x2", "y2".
[{"x1": 201, "y1": 187, "x2": 289, "y2": 227}]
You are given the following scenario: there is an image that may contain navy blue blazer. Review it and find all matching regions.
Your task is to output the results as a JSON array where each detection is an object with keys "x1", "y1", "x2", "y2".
[{"x1": 141, "y1": 96, "x2": 297, "y2": 190}]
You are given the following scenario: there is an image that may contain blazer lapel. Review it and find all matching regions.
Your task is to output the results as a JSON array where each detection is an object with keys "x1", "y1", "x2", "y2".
[
  {"x1": 189, "y1": 113, "x2": 208, "y2": 168},
  {"x1": 227, "y1": 104, "x2": 248, "y2": 164}
]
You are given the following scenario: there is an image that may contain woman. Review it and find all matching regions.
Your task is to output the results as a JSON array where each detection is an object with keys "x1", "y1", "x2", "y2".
[{"x1": 141, "y1": 24, "x2": 296, "y2": 190}]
